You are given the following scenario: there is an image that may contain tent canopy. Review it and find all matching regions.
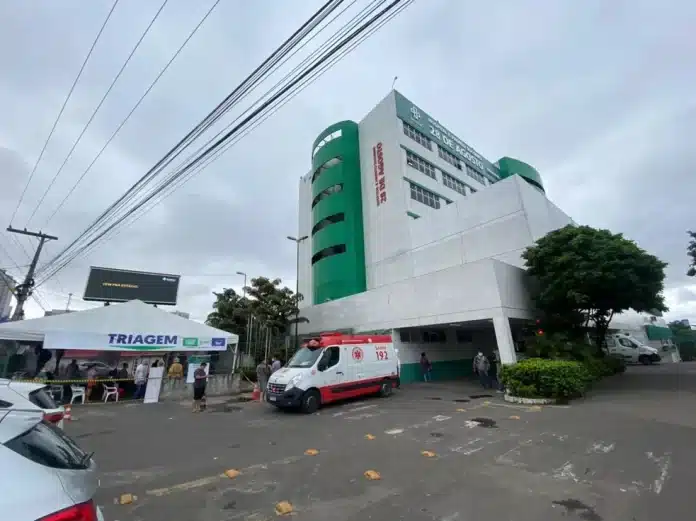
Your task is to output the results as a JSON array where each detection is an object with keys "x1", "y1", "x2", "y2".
[{"x1": 0, "y1": 300, "x2": 238, "y2": 351}]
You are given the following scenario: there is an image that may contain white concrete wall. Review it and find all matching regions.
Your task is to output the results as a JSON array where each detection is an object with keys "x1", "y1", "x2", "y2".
[
  {"x1": 297, "y1": 258, "x2": 532, "y2": 334},
  {"x1": 297, "y1": 172, "x2": 313, "y2": 308}
]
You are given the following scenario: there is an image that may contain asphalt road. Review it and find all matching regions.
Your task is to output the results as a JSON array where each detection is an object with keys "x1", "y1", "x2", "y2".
[{"x1": 65, "y1": 364, "x2": 696, "y2": 521}]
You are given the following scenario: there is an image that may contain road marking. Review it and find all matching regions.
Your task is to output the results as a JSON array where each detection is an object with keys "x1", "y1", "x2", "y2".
[
  {"x1": 385, "y1": 428, "x2": 404, "y2": 435},
  {"x1": 646, "y1": 452, "x2": 671, "y2": 494}
]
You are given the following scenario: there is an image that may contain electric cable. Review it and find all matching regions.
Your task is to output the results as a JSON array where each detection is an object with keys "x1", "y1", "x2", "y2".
[
  {"x1": 24, "y1": 0, "x2": 170, "y2": 227},
  {"x1": 8, "y1": 0, "x2": 121, "y2": 227},
  {"x1": 35, "y1": 0, "x2": 413, "y2": 286},
  {"x1": 37, "y1": 0, "x2": 346, "y2": 274},
  {"x1": 41, "y1": 0, "x2": 222, "y2": 229}
]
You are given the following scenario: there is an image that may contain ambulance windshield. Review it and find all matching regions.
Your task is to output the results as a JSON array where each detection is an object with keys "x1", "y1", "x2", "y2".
[{"x1": 287, "y1": 346, "x2": 324, "y2": 368}]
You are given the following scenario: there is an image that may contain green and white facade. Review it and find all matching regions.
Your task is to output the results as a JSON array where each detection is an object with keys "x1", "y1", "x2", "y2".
[{"x1": 296, "y1": 91, "x2": 575, "y2": 383}]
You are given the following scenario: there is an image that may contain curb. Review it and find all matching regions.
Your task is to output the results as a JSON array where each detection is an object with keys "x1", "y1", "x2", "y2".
[{"x1": 503, "y1": 394, "x2": 554, "y2": 405}]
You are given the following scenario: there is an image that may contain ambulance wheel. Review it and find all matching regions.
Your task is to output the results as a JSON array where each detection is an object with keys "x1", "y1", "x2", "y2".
[
  {"x1": 379, "y1": 381, "x2": 393, "y2": 397},
  {"x1": 301, "y1": 390, "x2": 320, "y2": 414}
]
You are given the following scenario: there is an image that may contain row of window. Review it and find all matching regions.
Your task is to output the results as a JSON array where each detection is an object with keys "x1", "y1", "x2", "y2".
[
  {"x1": 399, "y1": 329, "x2": 474, "y2": 344},
  {"x1": 409, "y1": 182, "x2": 442, "y2": 210},
  {"x1": 312, "y1": 156, "x2": 342, "y2": 184},
  {"x1": 404, "y1": 146, "x2": 484, "y2": 200},
  {"x1": 312, "y1": 129, "x2": 342, "y2": 158},
  {"x1": 402, "y1": 121, "x2": 491, "y2": 187},
  {"x1": 442, "y1": 172, "x2": 473, "y2": 197},
  {"x1": 311, "y1": 212, "x2": 344, "y2": 236},
  {"x1": 403, "y1": 122, "x2": 432, "y2": 151},
  {"x1": 405, "y1": 150, "x2": 436, "y2": 179},
  {"x1": 311, "y1": 183, "x2": 343, "y2": 208}
]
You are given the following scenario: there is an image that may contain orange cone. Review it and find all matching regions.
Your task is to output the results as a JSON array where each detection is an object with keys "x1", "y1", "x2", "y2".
[
  {"x1": 64, "y1": 405, "x2": 72, "y2": 421},
  {"x1": 251, "y1": 383, "x2": 261, "y2": 401}
]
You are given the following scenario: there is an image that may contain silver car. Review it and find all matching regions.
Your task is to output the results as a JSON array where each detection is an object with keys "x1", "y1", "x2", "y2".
[
  {"x1": 0, "y1": 408, "x2": 105, "y2": 521},
  {"x1": 0, "y1": 378, "x2": 66, "y2": 428}
]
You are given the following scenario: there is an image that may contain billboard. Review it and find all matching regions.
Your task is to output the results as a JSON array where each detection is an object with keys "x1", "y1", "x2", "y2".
[{"x1": 83, "y1": 266, "x2": 180, "y2": 306}]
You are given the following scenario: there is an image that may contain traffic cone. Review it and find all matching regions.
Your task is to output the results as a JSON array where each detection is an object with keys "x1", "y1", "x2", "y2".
[
  {"x1": 64, "y1": 405, "x2": 72, "y2": 421},
  {"x1": 251, "y1": 383, "x2": 261, "y2": 401}
]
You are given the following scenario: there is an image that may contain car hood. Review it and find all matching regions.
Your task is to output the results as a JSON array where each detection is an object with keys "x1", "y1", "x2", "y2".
[{"x1": 269, "y1": 367, "x2": 309, "y2": 385}]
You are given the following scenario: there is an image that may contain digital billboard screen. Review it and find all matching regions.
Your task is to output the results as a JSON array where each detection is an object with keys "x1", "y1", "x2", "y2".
[{"x1": 83, "y1": 266, "x2": 180, "y2": 306}]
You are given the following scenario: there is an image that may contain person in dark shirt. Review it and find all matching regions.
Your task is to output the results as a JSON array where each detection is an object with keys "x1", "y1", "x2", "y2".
[
  {"x1": 192, "y1": 362, "x2": 208, "y2": 413},
  {"x1": 420, "y1": 352, "x2": 432, "y2": 382}
]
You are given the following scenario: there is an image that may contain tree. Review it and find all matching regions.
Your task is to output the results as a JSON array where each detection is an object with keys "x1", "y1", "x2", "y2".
[
  {"x1": 522, "y1": 225, "x2": 668, "y2": 351},
  {"x1": 206, "y1": 288, "x2": 250, "y2": 335},
  {"x1": 243, "y1": 277, "x2": 301, "y2": 334},
  {"x1": 687, "y1": 230, "x2": 696, "y2": 277}
]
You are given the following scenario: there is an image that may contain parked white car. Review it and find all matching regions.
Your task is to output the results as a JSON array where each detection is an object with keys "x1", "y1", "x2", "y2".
[
  {"x1": 604, "y1": 333, "x2": 661, "y2": 365},
  {"x1": 0, "y1": 379, "x2": 66, "y2": 428},
  {"x1": 0, "y1": 408, "x2": 105, "y2": 521}
]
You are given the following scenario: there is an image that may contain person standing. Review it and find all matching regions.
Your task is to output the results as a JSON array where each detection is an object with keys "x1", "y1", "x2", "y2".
[
  {"x1": 420, "y1": 352, "x2": 432, "y2": 382},
  {"x1": 256, "y1": 359, "x2": 270, "y2": 401},
  {"x1": 192, "y1": 362, "x2": 208, "y2": 412},
  {"x1": 167, "y1": 357, "x2": 184, "y2": 379},
  {"x1": 473, "y1": 351, "x2": 491, "y2": 389},
  {"x1": 270, "y1": 356, "x2": 281, "y2": 374},
  {"x1": 85, "y1": 365, "x2": 98, "y2": 402},
  {"x1": 133, "y1": 361, "x2": 149, "y2": 400}
]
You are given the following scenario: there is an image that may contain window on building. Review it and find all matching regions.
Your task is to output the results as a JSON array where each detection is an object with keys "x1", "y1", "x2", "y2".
[
  {"x1": 442, "y1": 172, "x2": 469, "y2": 196},
  {"x1": 409, "y1": 182, "x2": 441, "y2": 209},
  {"x1": 311, "y1": 183, "x2": 343, "y2": 208},
  {"x1": 311, "y1": 213, "x2": 345, "y2": 236},
  {"x1": 312, "y1": 156, "x2": 342, "y2": 183},
  {"x1": 403, "y1": 121, "x2": 432, "y2": 151},
  {"x1": 455, "y1": 330, "x2": 473, "y2": 343},
  {"x1": 399, "y1": 330, "x2": 413, "y2": 343},
  {"x1": 465, "y1": 164, "x2": 486, "y2": 185},
  {"x1": 423, "y1": 330, "x2": 446, "y2": 343},
  {"x1": 311, "y1": 244, "x2": 346, "y2": 264},
  {"x1": 405, "y1": 150, "x2": 436, "y2": 179},
  {"x1": 438, "y1": 146, "x2": 461, "y2": 170},
  {"x1": 312, "y1": 129, "x2": 342, "y2": 158}
]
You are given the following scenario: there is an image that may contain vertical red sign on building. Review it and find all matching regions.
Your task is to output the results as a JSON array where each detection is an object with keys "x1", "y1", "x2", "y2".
[{"x1": 372, "y1": 142, "x2": 387, "y2": 205}]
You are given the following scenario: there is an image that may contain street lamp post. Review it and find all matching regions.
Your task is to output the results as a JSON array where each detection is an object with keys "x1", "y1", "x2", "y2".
[
  {"x1": 287, "y1": 235, "x2": 308, "y2": 352},
  {"x1": 236, "y1": 271, "x2": 247, "y2": 298},
  {"x1": 236, "y1": 271, "x2": 249, "y2": 369}
]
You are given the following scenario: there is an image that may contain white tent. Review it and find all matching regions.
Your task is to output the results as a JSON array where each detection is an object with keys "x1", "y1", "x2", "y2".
[{"x1": 0, "y1": 300, "x2": 238, "y2": 351}]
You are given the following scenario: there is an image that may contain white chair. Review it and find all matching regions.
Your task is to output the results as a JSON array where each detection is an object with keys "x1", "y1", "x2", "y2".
[
  {"x1": 70, "y1": 385, "x2": 86, "y2": 405},
  {"x1": 49, "y1": 385, "x2": 64, "y2": 402},
  {"x1": 102, "y1": 384, "x2": 119, "y2": 403}
]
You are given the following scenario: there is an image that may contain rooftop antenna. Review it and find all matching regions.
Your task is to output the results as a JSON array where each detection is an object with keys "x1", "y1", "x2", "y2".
[{"x1": 391, "y1": 76, "x2": 398, "y2": 90}]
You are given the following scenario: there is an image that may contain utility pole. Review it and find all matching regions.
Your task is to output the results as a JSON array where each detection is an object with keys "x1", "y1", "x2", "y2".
[
  {"x1": 7, "y1": 227, "x2": 58, "y2": 321},
  {"x1": 287, "y1": 235, "x2": 308, "y2": 352},
  {"x1": 237, "y1": 271, "x2": 250, "y2": 365}
]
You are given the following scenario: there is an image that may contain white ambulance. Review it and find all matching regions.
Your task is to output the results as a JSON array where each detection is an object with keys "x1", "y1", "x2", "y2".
[{"x1": 266, "y1": 332, "x2": 399, "y2": 413}]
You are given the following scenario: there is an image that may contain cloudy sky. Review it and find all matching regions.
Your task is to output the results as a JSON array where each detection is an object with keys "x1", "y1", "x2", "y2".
[{"x1": 1, "y1": 0, "x2": 694, "y2": 324}]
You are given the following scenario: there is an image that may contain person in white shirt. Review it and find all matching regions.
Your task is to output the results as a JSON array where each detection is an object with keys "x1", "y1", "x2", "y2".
[
  {"x1": 270, "y1": 356, "x2": 282, "y2": 373},
  {"x1": 133, "y1": 361, "x2": 149, "y2": 400}
]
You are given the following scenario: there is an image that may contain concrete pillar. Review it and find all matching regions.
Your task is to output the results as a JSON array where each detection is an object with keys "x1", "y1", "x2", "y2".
[{"x1": 493, "y1": 314, "x2": 517, "y2": 365}]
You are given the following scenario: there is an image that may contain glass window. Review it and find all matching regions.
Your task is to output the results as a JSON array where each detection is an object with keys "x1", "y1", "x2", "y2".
[
  {"x1": 403, "y1": 122, "x2": 432, "y2": 151},
  {"x1": 409, "y1": 182, "x2": 441, "y2": 209},
  {"x1": 442, "y1": 172, "x2": 469, "y2": 196},
  {"x1": 311, "y1": 183, "x2": 343, "y2": 208},
  {"x1": 319, "y1": 346, "x2": 340, "y2": 370},
  {"x1": 438, "y1": 146, "x2": 461, "y2": 170},
  {"x1": 29, "y1": 388, "x2": 58, "y2": 410},
  {"x1": 405, "y1": 150, "x2": 436, "y2": 179},
  {"x1": 5, "y1": 420, "x2": 91, "y2": 470},
  {"x1": 312, "y1": 157, "x2": 342, "y2": 183},
  {"x1": 618, "y1": 338, "x2": 636, "y2": 348},
  {"x1": 312, "y1": 129, "x2": 343, "y2": 158},
  {"x1": 455, "y1": 330, "x2": 472, "y2": 343},
  {"x1": 311, "y1": 213, "x2": 345, "y2": 236},
  {"x1": 464, "y1": 164, "x2": 486, "y2": 185},
  {"x1": 311, "y1": 244, "x2": 346, "y2": 264},
  {"x1": 399, "y1": 330, "x2": 411, "y2": 343},
  {"x1": 287, "y1": 347, "x2": 323, "y2": 368},
  {"x1": 423, "y1": 330, "x2": 446, "y2": 343}
]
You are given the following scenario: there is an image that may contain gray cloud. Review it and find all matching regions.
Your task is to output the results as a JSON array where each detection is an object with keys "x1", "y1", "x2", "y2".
[{"x1": 1, "y1": 0, "x2": 695, "y2": 324}]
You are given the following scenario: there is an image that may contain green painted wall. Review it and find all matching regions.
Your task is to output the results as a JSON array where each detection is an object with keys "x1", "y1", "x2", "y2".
[
  {"x1": 400, "y1": 359, "x2": 475, "y2": 384},
  {"x1": 311, "y1": 121, "x2": 367, "y2": 304},
  {"x1": 496, "y1": 157, "x2": 544, "y2": 192}
]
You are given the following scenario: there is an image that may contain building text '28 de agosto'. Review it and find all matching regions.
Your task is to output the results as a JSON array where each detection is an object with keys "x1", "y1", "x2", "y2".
[{"x1": 295, "y1": 90, "x2": 575, "y2": 383}]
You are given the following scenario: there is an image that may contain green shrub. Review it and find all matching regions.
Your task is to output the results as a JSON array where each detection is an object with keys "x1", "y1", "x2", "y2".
[{"x1": 500, "y1": 358, "x2": 591, "y2": 400}]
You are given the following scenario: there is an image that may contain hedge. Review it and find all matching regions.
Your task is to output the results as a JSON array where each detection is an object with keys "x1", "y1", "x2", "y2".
[{"x1": 501, "y1": 356, "x2": 626, "y2": 401}]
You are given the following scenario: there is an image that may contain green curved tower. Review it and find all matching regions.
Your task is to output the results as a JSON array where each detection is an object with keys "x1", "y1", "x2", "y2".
[
  {"x1": 496, "y1": 157, "x2": 544, "y2": 192},
  {"x1": 310, "y1": 121, "x2": 367, "y2": 304}
]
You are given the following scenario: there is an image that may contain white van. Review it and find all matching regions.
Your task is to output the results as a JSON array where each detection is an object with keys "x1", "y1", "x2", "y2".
[
  {"x1": 604, "y1": 333, "x2": 661, "y2": 365},
  {"x1": 266, "y1": 333, "x2": 399, "y2": 413}
]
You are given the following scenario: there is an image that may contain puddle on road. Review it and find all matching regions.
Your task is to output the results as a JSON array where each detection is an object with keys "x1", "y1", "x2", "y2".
[
  {"x1": 209, "y1": 404, "x2": 244, "y2": 413},
  {"x1": 453, "y1": 399, "x2": 470, "y2": 403},
  {"x1": 469, "y1": 394, "x2": 493, "y2": 399},
  {"x1": 469, "y1": 417, "x2": 498, "y2": 428},
  {"x1": 551, "y1": 499, "x2": 602, "y2": 521},
  {"x1": 426, "y1": 397, "x2": 443, "y2": 400},
  {"x1": 430, "y1": 432, "x2": 444, "y2": 438}
]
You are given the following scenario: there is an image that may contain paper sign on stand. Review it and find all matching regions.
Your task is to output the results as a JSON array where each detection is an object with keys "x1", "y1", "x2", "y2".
[{"x1": 144, "y1": 366, "x2": 165, "y2": 404}]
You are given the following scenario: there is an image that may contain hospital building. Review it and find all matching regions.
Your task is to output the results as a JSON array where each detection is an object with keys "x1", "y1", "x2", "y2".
[{"x1": 294, "y1": 90, "x2": 661, "y2": 383}]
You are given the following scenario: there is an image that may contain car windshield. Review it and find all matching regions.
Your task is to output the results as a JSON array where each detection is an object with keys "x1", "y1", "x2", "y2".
[{"x1": 287, "y1": 347, "x2": 324, "y2": 368}]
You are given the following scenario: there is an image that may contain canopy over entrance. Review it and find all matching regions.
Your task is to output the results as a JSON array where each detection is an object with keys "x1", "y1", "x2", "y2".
[{"x1": 0, "y1": 300, "x2": 237, "y2": 351}]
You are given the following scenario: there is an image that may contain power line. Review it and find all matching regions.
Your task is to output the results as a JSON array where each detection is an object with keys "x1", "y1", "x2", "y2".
[
  {"x1": 35, "y1": 0, "x2": 413, "y2": 285},
  {"x1": 41, "y1": 0, "x2": 222, "y2": 229},
  {"x1": 24, "y1": 0, "x2": 170, "y2": 227},
  {"x1": 8, "y1": 0, "x2": 121, "y2": 226},
  {"x1": 37, "y1": 0, "x2": 346, "y2": 277}
]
